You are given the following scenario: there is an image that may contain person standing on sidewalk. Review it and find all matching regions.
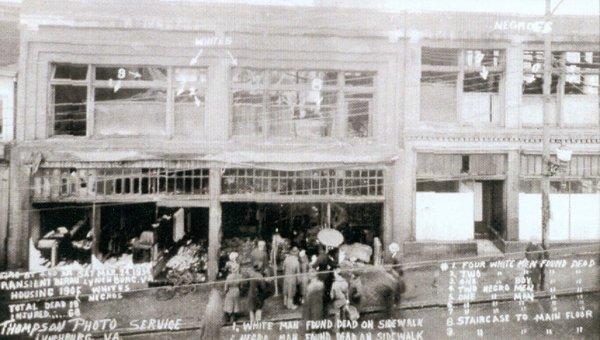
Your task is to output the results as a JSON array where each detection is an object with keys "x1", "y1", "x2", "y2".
[
  {"x1": 246, "y1": 265, "x2": 267, "y2": 322},
  {"x1": 251, "y1": 240, "x2": 269, "y2": 272},
  {"x1": 199, "y1": 288, "x2": 224, "y2": 340},
  {"x1": 525, "y1": 241, "x2": 547, "y2": 291},
  {"x1": 303, "y1": 271, "x2": 324, "y2": 320},
  {"x1": 223, "y1": 262, "x2": 242, "y2": 322},
  {"x1": 283, "y1": 247, "x2": 301, "y2": 309},
  {"x1": 298, "y1": 249, "x2": 310, "y2": 304},
  {"x1": 329, "y1": 269, "x2": 349, "y2": 331}
]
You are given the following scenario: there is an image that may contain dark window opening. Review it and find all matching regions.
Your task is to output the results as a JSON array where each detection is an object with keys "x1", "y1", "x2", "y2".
[
  {"x1": 461, "y1": 155, "x2": 470, "y2": 173},
  {"x1": 52, "y1": 85, "x2": 87, "y2": 136}
]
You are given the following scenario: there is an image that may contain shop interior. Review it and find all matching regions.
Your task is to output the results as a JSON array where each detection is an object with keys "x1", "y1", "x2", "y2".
[{"x1": 35, "y1": 203, "x2": 93, "y2": 266}]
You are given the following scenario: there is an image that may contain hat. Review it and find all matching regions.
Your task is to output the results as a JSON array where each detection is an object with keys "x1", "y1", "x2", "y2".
[{"x1": 388, "y1": 242, "x2": 400, "y2": 253}]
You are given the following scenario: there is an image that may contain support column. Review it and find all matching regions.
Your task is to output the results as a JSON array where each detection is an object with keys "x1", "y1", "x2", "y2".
[
  {"x1": 505, "y1": 151, "x2": 520, "y2": 241},
  {"x1": 0, "y1": 165, "x2": 9, "y2": 269},
  {"x1": 208, "y1": 168, "x2": 222, "y2": 281},
  {"x1": 206, "y1": 59, "x2": 230, "y2": 142},
  {"x1": 394, "y1": 148, "x2": 416, "y2": 248},
  {"x1": 382, "y1": 165, "x2": 394, "y2": 247},
  {"x1": 7, "y1": 148, "x2": 32, "y2": 269},
  {"x1": 403, "y1": 36, "x2": 421, "y2": 128},
  {"x1": 505, "y1": 38, "x2": 523, "y2": 128},
  {"x1": 91, "y1": 203, "x2": 101, "y2": 260}
]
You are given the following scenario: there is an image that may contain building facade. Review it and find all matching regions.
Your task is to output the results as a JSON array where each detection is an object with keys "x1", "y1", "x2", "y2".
[
  {"x1": 0, "y1": 2, "x2": 19, "y2": 270},
  {"x1": 5, "y1": 0, "x2": 599, "y2": 273}
]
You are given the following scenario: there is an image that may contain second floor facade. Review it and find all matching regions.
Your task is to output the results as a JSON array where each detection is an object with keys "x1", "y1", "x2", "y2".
[{"x1": 15, "y1": 1, "x2": 600, "y2": 153}]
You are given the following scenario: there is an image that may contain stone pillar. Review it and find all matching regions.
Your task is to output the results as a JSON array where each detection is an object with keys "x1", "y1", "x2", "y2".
[
  {"x1": 393, "y1": 148, "x2": 416, "y2": 248},
  {"x1": 505, "y1": 151, "x2": 520, "y2": 241},
  {"x1": 7, "y1": 148, "x2": 31, "y2": 269},
  {"x1": 505, "y1": 38, "x2": 523, "y2": 128},
  {"x1": 403, "y1": 36, "x2": 421, "y2": 128},
  {"x1": 208, "y1": 167, "x2": 222, "y2": 281},
  {"x1": 206, "y1": 59, "x2": 230, "y2": 142}
]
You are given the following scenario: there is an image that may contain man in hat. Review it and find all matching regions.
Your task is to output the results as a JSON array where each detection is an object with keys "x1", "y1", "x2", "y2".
[
  {"x1": 251, "y1": 240, "x2": 269, "y2": 272},
  {"x1": 283, "y1": 247, "x2": 300, "y2": 309},
  {"x1": 382, "y1": 242, "x2": 403, "y2": 276}
]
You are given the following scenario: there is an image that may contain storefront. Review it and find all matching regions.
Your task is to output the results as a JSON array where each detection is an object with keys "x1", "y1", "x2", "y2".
[
  {"x1": 518, "y1": 153, "x2": 600, "y2": 241},
  {"x1": 414, "y1": 152, "x2": 507, "y2": 242},
  {"x1": 28, "y1": 161, "x2": 389, "y2": 280}
]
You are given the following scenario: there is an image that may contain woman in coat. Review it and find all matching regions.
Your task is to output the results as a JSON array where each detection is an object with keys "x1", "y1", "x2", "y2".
[
  {"x1": 223, "y1": 261, "x2": 242, "y2": 322},
  {"x1": 199, "y1": 288, "x2": 224, "y2": 339},
  {"x1": 282, "y1": 247, "x2": 300, "y2": 309}
]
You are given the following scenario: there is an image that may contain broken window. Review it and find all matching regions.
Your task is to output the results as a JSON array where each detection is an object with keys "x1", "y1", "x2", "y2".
[
  {"x1": 563, "y1": 52, "x2": 599, "y2": 95},
  {"x1": 420, "y1": 48, "x2": 505, "y2": 124},
  {"x1": 522, "y1": 50, "x2": 560, "y2": 94},
  {"x1": 50, "y1": 64, "x2": 89, "y2": 136},
  {"x1": 49, "y1": 63, "x2": 210, "y2": 137},
  {"x1": 93, "y1": 66, "x2": 167, "y2": 136},
  {"x1": 230, "y1": 68, "x2": 375, "y2": 139},
  {"x1": 221, "y1": 168, "x2": 383, "y2": 196},
  {"x1": 420, "y1": 72, "x2": 458, "y2": 122},
  {"x1": 173, "y1": 68, "x2": 207, "y2": 137}
]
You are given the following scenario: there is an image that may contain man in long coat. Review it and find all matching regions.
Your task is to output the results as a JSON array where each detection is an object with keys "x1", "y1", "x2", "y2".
[{"x1": 283, "y1": 247, "x2": 300, "y2": 309}]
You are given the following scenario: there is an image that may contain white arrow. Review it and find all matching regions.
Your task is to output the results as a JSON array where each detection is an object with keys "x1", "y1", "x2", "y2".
[
  {"x1": 113, "y1": 80, "x2": 122, "y2": 93},
  {"x1": 227, "y1": 50, "x2": 238, "y2": 66},
  {"x1": 128, "y1": 70, "x2": 142, "y2": 79},
  {"x1": 189, "y1": 49, "x2": 203, "y2": 66}
]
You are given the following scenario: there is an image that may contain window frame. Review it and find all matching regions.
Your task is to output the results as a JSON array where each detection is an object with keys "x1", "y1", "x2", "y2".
[
  {"x1": 520, "y1": 49, "x2": 600, "y2": 127},
  {"x1": 420, "y1": 47, "x2": 506, "y2": 126},
  {"x1": 48, "y1": 63, "x2": 208, "y2": 138},
  {"x1": 229, "y1": 67, "x2": 376, "y2": 140}
]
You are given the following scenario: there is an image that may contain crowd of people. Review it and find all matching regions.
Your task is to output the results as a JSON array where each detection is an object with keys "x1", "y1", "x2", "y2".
[{"x1": 198, "y1": 238, "x2": 406, "y2": 339}]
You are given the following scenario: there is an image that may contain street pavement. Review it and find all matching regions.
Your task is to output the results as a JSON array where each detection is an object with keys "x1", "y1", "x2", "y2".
[
  {"x1": 78, "y1": 247, "x2": 600, "y2": 333},
  {"x1": 119, "y1": 292, "x2": 600, "y2": 339}
]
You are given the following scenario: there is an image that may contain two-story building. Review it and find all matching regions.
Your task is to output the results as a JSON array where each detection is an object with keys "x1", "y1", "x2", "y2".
[
  {"x1": 6, "y1": 0, "x2": 599, "y2": 274},
  {"x1": 0, "y1": 1, "x2": 19, "y2": 270}
]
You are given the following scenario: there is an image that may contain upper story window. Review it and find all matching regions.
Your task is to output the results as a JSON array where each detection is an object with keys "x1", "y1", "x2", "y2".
[
  {"x1": 230, "y1": 68, "x2": 375, "y2": 139},
  {"x1": 563, "y1": 51, "x2": 599, "y2": 95},
  {"x1": 522, "y1": 50, "x2": 559, "y2": 94},
  {"x1": 420, "y1": 47, "x2": 504, "y2": 125},
  {"x1": 521, "y1": 51, "x2": 599, "y2": 127},
  {"x1": 50, "y1": 64, "x2": 89, "y2": 136},
  {"x1": 49, "y1": 63, "x2": 207, "y2": 137},
  {"x1": 94, "y1": 66, "x2": 167, "y2": 136}
]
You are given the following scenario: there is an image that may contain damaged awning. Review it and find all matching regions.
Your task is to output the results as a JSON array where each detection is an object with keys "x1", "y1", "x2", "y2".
[{"x1": 37, "y1": 144, "x2": 399, "y2": 170}]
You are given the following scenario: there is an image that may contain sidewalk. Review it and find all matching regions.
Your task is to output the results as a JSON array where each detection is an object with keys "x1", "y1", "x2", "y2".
[{"x1": 77, "y1": 245, "x2": 600, "y2": 335}]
